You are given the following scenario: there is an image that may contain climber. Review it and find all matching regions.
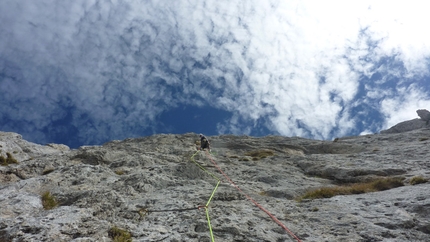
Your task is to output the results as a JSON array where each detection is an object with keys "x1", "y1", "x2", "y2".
[{"x1": 199, "y1": 134, "x2": 211, "y2": 152}]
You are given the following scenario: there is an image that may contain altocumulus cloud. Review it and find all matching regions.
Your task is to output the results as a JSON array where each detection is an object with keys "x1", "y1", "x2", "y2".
[{"x1": 1, "y1": 0, "x2": 430, "y2": 148}]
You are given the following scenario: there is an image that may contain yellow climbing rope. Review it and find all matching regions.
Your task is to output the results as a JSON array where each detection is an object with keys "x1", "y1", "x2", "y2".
[{"x1": 190, "y1": 150, "x2": 220, "y2": 242}]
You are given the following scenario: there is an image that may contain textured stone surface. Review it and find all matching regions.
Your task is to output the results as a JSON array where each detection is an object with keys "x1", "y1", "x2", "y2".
[
  {"x1": 1, "y1": 127, "x2": 430, "y2": 242},
  {"x1": 417, "y1": 109, "x2": 430, "y2": 122},
  {"x1": 380, "y1": 119, "x2": 429, "y2": 134}
]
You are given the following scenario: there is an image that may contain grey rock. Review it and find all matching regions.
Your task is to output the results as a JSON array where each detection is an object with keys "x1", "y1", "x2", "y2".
[
  {"x1": 380, "y1": 119, "x2": 428, "y2": 134},
  {"x1": 381, "y1": 109, "x2": 430, "y2": 134},
  {"x1": 417, "y1": 109, "x2": 430, "y2": 122},
  {"x1": 0, "y1": 128, "x2": 430, "y2": 242}
]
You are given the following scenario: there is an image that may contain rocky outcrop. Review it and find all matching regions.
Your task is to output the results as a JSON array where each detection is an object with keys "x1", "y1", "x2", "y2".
[
  {"x1": 381, "y1": 109, "x2": 430, "y2": 134},
  {"x1": 380, "y1": 118, "x2": 428, "y2": 134},
  {"x1": 417, "y1": 109, "x2": 430, "y2": 123},
  {"x1": 0, "y1": 128, "x2": 430, "y2": 242}
]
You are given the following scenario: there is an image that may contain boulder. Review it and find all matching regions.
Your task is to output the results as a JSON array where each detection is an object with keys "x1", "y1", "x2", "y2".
[{"x1": 417, "y1": 109, "x2": 430, "y2": 122}]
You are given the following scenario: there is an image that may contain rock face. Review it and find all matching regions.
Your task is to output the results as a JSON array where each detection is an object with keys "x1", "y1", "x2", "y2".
[{"x1": 1, "y1": 127, "x2": 430, "y2": 242}]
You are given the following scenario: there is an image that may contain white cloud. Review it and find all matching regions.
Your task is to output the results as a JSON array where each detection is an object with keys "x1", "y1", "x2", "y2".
[
  {"x1": 1, "y1": 0, "x2": 430, "y2": 146},
  {"x1": 381, "y1": 86, "x2": 430, "y2": 129}
]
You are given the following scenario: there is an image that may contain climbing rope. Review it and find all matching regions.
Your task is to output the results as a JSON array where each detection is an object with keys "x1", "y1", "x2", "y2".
[
  {"x1": 190, "y1": 150, "x2": 220, "y2": 242},
  {"x1": 138, "y1": 148, "x2": 301, "y2": 241},
  {"x1": 202, "y1": 150, "x2": 302, "y2": 242}
]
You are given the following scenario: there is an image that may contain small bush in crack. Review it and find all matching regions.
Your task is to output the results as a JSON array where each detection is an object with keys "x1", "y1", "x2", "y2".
[
  {"x1": 298, "y1": 177, "x2": 404, "y2": 201},
  {"x1": 41, "y1": 191, "x2": 58, "y2": 210},
  {"x1": 108, "y1": 226, "x2": 132, "y2": 242},
  {"x1": 410, "y1": 176, "x2": 428, "y2": 185}
]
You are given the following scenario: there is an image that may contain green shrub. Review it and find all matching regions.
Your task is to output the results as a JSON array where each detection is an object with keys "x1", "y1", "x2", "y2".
[
  {"x1": 298, "y1": 177, "x2": 404, "y2": 201},
  {"x1": 41, "y1": 191, "x2": 58, "y2": 210},
  {"x1": 108, "y1": 226, "x2": 132, "y2": 242},
  {"x1": 410, "y1": 176, "x2": 428, "y2": 185}
]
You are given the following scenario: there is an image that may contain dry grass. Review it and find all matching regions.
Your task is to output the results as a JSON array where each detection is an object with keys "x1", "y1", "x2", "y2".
[
  {"x1": 244, "y1": 149, "x2": 275, "y2": 160},
  {"x1": 42, "y1": 168, "x2": 55, "y2": 175},
  {"x1": 41, "y1": 191, "x2": 58, "y2": 210},
  {"x1": 298, "y1": 177, "x2": 404, "y2": 201},
  {"x1": 258, "y1": 190, "x2": 268, "y2": 196},
  {"x1": 409, "y1": 176, "x2": 428, "y2": 185},
  {"x1": 115, "y1": 170, "x2": 125, "y2": 175},
  {"x1": 108, "y1": 226, "x2": 132, "y2": 242},
  {"x1": 0, "y1": 152, "x2": 18, "y2": 166}
]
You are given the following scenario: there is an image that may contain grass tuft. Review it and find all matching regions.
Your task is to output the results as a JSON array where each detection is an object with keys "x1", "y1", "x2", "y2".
[
  {"x1": 244, "y1": 149, "x2": 275, "y2": 160},
  {"x1": 0, "y1": 152, "x2": 19, "y2": 166},
  {"x1": 115, "y1": 170, "x2": 125, "y2": 175},
  {"x1": 258, "y1": 190, "x2": 268, "y2": 196},
  {"x1": 42, "y1": 168, "x2": 55, "y2": 175},
  {"x1": 298, "y1": 177, "x2": 404, "y2": 201},
  {"x1": 41, "y1": 191, "x2": 58, "y2": 210},
  {"x1": 410, "y1": 176, "x2": 428, "y2": 185},
  {"x1": 108, "y1": 226, "x2": 132, "y2": 242}
]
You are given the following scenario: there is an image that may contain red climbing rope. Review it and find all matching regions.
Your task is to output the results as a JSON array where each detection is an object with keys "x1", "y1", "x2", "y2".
[{"x1": 204, "y1": 150, "x2": 302, "y2": 242}]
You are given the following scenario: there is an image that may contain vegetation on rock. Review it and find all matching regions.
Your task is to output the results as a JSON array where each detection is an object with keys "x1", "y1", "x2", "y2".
[
  {"x1": 42, "y1": 168, "x2": 55, "y2": 175},
  {"x1": 244, "y1": 149, "x2": 275, "y2": 160},
  {"x1": 115, "y1": 169, "x2": 125, "y2": 175},
  {"x1": 0, "y1": 152, "x2": 18, "y2": 166},
  {"x1": 41, "y1": 191, "x2": 58, "y2": 210},
  {"x1": 298, "y1": 177, "x2": 405, "y2": 201},
  {"x1": 410, "y1": 176, "x2": 428, "y2": 185},
  {"x1": 108, "y1": 226, "x2": 132, "y2": 242}
]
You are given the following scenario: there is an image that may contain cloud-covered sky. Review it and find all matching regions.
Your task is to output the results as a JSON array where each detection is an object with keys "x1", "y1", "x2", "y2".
[{"x1": 1, "y1": 0, "x2": 430, "y2": 148}]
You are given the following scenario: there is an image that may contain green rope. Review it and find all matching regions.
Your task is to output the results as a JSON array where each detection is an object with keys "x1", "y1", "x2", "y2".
[
  {"x1": 190, "y1": 151, "x2": 220, "y2": 181},
  {"x1": 206, "y1": 180, "x2": 220, "y2": 207},
  {"x1": 190, "y1": 150, "x2": 220, "y2": 242},
  {"x1": 205, "y1": 207, "x2": 215, "y2": 242}
]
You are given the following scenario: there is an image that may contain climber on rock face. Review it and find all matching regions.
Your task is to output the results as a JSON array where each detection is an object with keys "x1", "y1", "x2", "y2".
[{"x1": 199, "y1": 134, "x2": 211, "y2": 152}]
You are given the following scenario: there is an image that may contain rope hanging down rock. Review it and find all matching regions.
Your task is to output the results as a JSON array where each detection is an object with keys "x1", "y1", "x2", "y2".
[
  {"x1": 202, "y1": 150, "x2": 302, "y2": 242},
  {"x1": 190, "y1": 150, "x2": 220, "y2": 242}
]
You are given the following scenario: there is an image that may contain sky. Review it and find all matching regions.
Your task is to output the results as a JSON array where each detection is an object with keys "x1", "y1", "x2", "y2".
[{"x1": 1, "y1": 0, "x2": 430, "y2": 149}]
